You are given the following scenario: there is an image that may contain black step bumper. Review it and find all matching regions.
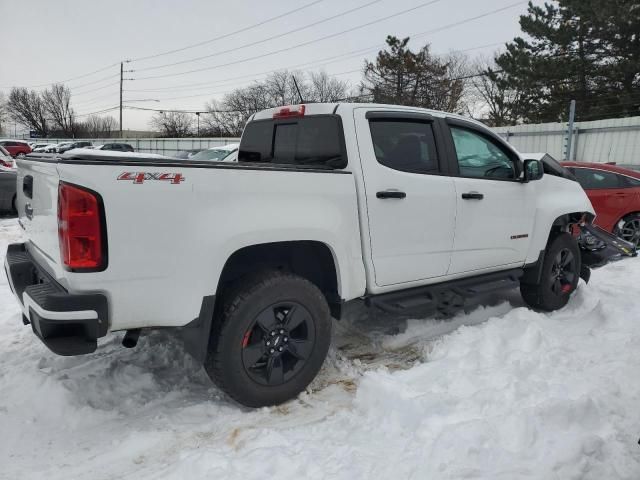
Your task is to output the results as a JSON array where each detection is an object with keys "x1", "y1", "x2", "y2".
[{"x1": 4, "y1": 243, "x2": 108, "y2": 356}]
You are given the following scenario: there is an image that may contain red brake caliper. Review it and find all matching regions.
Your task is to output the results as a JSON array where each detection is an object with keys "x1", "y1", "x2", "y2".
[{"x1": 242, "y1": 329, "x2": 252, "y2": 348}]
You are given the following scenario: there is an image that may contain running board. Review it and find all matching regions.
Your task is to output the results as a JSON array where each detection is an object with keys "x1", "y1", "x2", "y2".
[{"x1": 366, "y1": 269, "x2": 523, "y2": 317}]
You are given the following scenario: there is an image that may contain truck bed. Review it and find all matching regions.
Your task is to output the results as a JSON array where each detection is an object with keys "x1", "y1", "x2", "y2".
[{"x1": 16, "y1": 152, "x2": 366, "y2": 332}]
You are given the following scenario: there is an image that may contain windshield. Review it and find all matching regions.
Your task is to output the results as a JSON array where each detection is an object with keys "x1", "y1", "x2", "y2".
[{"x1": 190, "y1": 148, "x2": 235, "y2": 161}]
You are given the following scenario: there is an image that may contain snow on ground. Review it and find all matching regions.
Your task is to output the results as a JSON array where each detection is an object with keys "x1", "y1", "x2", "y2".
[{"x1": 0, "y1": 215, "x2": 639, "y2": 479}]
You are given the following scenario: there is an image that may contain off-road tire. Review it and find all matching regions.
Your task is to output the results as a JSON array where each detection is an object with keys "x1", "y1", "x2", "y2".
[
  {"x1": 205, "y1": 271, "x2": 332, "y2": 407},
  {"x1": 520, "y1": 232, "x2": 581, "y2": 312}
]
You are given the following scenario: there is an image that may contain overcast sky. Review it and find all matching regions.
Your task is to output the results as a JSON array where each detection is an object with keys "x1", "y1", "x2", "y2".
[{"x1": 0, "y1": 0, "x2": 544, "y2": 133}]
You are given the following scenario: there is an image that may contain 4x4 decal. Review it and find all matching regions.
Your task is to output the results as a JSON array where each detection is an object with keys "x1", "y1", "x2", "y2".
[{"x1": 117, "y1": 172, "x2": 185, "y2": 184}]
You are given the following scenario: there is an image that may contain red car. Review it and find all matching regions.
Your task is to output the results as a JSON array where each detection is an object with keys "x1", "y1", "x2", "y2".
[
  {"x1": 0, "y1": 139, "x2": 32, "y2": 158},
  {"x1": 562, "y1": 161, "x2": 640, "y2": 247}
]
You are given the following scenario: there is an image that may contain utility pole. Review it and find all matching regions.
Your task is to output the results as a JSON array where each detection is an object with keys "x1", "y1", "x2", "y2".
[
  {"x1": 564, "y1": 99, "x2": 576, "y2": 161},
  {"x1": 196, "y1": 112, "x2": 200, "y2": 136},
  {"x1": 119, "y1": 62, "x2": 123, "y2": 138}
]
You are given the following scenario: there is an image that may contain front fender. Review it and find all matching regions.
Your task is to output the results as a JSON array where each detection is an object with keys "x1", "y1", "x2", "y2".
[{"x1": 525, "y1": 176, "x2": 595, "y2": 264}]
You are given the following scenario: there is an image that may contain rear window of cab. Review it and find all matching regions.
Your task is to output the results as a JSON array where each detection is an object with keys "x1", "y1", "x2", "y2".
[{"x1": 238, "y1": 116, "x2": 347, "y2": 169}]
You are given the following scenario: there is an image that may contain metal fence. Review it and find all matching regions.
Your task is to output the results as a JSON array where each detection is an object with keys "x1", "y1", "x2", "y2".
[
  {"x1": 28, "y1": 137, "x2": 241, "y2": 155},
  {"x1": 492, "y1": 116, "x2": 640, "y2": 165}
]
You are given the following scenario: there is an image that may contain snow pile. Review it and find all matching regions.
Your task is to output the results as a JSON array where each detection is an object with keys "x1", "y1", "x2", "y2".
[{"x1": 0, "y1": 217, "x2": 639, "y2": 479}]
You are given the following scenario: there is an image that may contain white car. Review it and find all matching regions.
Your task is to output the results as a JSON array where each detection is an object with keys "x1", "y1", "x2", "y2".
[
  {"x1": 8, "y1": 102, "x2": 614, "y2": 408},
  {"x1": 188, "y1": 143, "x2": 239, "y2": 162},
  {"x1": 32, "y1": 143, "x2": 57, "y2": 153},
  {"x1": 44, "y1": 142, "x2": 72, "y2": 153}
]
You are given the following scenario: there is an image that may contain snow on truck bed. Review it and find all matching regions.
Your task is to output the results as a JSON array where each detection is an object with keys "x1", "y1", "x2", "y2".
[{"x1": 0, "y1": 216, "x2": 639, "y2": 479}]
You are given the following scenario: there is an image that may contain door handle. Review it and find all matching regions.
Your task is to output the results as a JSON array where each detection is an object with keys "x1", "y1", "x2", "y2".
[
  {"x1": 461, "y1": 192, "x2": 484, "y2": 200},
  {"x1": 24, "y1": 203, "x2": 33, "y2": 220},
  {"x1": 376, "y1": 190, "x2": 406, "y2": 199}
]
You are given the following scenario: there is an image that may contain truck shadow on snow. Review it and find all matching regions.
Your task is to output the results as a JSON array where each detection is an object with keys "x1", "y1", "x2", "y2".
[{"x1": 41, "y1": 289, "x2": 525, "y2": 412}]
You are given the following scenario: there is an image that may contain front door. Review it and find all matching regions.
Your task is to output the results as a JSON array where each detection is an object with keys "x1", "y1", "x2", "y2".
[
  {"x1": 354, "y1": 109, "x2": 457, "y2": 287},
  {"x1": 445, "y1": 122, "x2": 537, "y2": 274}
]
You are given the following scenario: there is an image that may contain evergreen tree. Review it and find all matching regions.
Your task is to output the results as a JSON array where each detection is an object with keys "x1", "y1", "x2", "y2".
[
  {"x1": 495, "y1": 0, "x2": 640, "y2": 123},
  {"x1": 360, "y1": 36, "x2": 468, "y2": 113}
]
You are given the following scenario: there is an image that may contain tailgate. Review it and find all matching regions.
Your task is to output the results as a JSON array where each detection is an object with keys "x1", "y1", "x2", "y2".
[{"x1": 16, "y1": 158, "x2": 61, "y2": 270}]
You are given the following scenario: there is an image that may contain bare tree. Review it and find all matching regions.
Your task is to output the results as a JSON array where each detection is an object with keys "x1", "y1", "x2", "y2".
[
  {"x1": 84, "y1": 115, "x2": 117, "y2": 137},
  {"x1": 0, "y1": 93, "x2": 7, "y2": 136},
  {"x1": 471, "y1": 57, "x2": 522, "y2": 127},
  {"x1": 149, "y1": 111, "x2": 193, "y2": 137},
  {"x1": 6, "y1": 87, "x2": 49, "y2": 136},
  {"x1": 42, "y1": 84, "x2": 75, "y2": 136},
  {"x1": 308, "y1": 71, "x2": 350, "y2": 102},
  {"x1": 203, "y1": 70, "x2": 351, "y2": 136}
]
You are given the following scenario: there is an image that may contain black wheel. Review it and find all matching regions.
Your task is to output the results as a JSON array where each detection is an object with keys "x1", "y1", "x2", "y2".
[
  {"x1": 205, "y1": 271, "x2": 332, "y2": 407},
  {"x1": 520, "y1": 232, "x2": 581, "y2": 312},
  {"x1": 613, "y1": 213, "x2": 640, "y2": 248}
]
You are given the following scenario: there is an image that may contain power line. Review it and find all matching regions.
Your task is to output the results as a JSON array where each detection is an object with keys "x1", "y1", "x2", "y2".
[
  {"x1": 125, "y1": 41, "x2": 505, "y2": 94},
  {"x1": 133, "y1": 0, "x2": 444, "y2": 80},
  {"x1": 133, "y1": 0, "x2": 384, "y2": 72},
  {"x1": 128, "y1": 0, "x2": 326, "y2": 63},
  {"x1": 123, "y1": 69, "x2": 511, "y2": 114},
  {"x1": 64, "y1": 73, "x2": 121, "y2": 91},
  {"x1": 74, "y1": 81, "x2": 120, "y2": 97},
  {"x1": 0, "y1": 63, "x2": 120, "y2": 89},
  {"x1": 73, "y1": 106, "x2": 121, "y2": 118}
]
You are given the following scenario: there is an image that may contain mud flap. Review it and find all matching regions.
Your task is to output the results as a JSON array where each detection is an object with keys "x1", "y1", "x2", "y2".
[{"x1": 578, "y1": 224, "x2": 637, "y2": 276}]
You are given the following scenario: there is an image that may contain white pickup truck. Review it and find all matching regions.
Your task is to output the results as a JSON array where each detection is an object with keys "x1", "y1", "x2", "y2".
[{"x1": 6, "y1": 102, "x2": 625, "y2": 407}]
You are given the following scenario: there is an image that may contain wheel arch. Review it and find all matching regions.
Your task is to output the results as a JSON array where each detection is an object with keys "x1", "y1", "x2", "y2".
[
  {"x1": 215, "y1": 240, "x2": 343, "y2": 318},
  {"x1": 523, "y1": 211, "x2": 590, "y2": 285}
]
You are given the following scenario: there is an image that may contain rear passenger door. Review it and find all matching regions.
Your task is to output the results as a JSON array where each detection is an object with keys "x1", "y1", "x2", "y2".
[{"x1": 354, "y1": 109, "x2": 457, "y2": 287}]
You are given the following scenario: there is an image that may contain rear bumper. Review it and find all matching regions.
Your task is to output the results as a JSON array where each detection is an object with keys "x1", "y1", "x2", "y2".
[{"x1": 4, "y1": 243, "x2": 108, "y2": 356}]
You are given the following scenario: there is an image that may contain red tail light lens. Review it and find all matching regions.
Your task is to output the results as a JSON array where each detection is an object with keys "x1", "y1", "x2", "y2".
[
  {"x1": 273, "y1": 104, "x2": 305, "y2": 119},
  {"x1": 58, "y1": 182, "x2": 106, "y2": 271}
]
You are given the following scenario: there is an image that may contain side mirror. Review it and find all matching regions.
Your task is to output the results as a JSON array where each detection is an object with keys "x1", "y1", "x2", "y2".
[{"x1": 522, "y1": 159, "x2": 544, "y2": 182}]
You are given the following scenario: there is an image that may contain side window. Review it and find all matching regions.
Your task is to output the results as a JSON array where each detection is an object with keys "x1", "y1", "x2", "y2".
[
  {"x1": 623, "y1": 175, "x2": 640, "y2": 187},
  {"x1": 570, "y1": 168, "x2": 623, "y2": 189},
  {"x1": 450, "y1": 126, "x2": 517, "y2": 180},
  {"x1": 368, "y1": 120, "x2": 439, "y2": 174}
]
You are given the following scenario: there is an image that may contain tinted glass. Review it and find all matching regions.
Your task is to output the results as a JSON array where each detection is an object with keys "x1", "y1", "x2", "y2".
[
  {"x1": 368, "y1": 120, "x2": 438, "y2": 174},
  {"x1": 273, "y1": 123, "x2": 297, "y2": 163},
  {"x1": 238, "y1": 116, "x2": 345, "y2": 168},
  {"x1": 570, "y1": 168, "x2": 623, "y2": 189},
  {"x1": 623, "y1": 175, "x2": 640, "y2": 187},
  {"x1": 190, "y1": 148, "x2": 235, "y2": 161},
  {"x1": 451, "y1": 127, "x2": 516, "y2": 179},
  {"x1": 239, "y1": 120, "x2": 272, "y2": 162}
]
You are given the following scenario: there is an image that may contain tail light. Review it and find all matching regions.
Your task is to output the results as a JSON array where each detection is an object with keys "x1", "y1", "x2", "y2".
[
  {"x1": 58, "y1": 182, "x2": 107, "y2": 271},
  {"x1": 273, "y1": 104, "x2": 305, "y2": 119}
]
